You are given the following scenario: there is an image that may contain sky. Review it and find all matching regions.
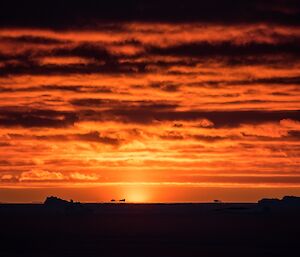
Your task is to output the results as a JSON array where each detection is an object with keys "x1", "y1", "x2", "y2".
[{"x1": 1, "y1": 0, "x2": 300, "y2": 203}]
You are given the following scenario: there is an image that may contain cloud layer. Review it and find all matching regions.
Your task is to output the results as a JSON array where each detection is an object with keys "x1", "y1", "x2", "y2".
[{"x1": 0, "y1": 1, "x2": 300, "y2": 201}]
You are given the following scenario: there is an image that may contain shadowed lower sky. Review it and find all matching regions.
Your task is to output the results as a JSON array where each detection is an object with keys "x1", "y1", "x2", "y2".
[{"x1": 0, "y1": 0, "x2": 300, "y2": 202}]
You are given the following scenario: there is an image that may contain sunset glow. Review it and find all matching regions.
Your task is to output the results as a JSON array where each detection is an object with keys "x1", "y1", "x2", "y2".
[{"x1": 1, "y1": 1, "x2": 300, "y2": 203}]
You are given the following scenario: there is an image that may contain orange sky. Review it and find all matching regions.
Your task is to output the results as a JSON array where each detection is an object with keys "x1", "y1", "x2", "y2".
[{"x1": 1, "y1": 11, "x2": 300, "y2": 202}]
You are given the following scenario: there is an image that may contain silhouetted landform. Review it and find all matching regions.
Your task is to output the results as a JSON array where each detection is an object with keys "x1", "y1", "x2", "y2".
[
  {"x1": 258, "y1": 195, "x2": 300, "y2": 204},
  {"x1": 110, "y1": 198, "x2": 125, "y2": 202},
  {"x1": 282, "y1": 195, "x2": 300, "y2": 204},
  {"x1": 44, "y1": 196, "x2": 70, "y2": 206},
  {"x1": 211, "y1": 196, "x2": 300, "y2": 214},
  {"x1": 258, "y1": 198, "x2": 281, "y2": 205},
  {"x1": 258, "y1": 196, "x2": 300, "y2": 211},
  {"x1": 44, "y1": 196, "x2": 92, "y2": 215},
  {"x1": 0, "y1": 196, "x2": 300, "y2": 257}
]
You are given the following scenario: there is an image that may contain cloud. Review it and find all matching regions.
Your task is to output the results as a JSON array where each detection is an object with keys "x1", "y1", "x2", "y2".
[
  {"x1": 71, "y1": 98, "x2": 178, "y2": 111},
  {"x1": 1, "y1": 174, "x2": 13, "y2": 180},
  {"x1": 19, "y1": 170, "x2": 65, "y2": 181},
  {"x1": 146, "y1": 40, "x2": 300, "y2": 67},
  {"x1": 1, "y1": 0, "x2": 300, "y2": 29},
  {"x1": 69, "y1": 172, "x2": 98, "y2": 181},
  {"x1": 52, "y1": 44, "x2": 116, "y2": 62},
  {"x1": 93, "y1": 109, "x2": 300, "y2": 127},
  {"x1": 0, "y1": 85, "x2": 114, "y2": 94},
  {"x1": 0, "y1": 109, "x2": 78, "y2": 128},
  {"x1": 0, "y1": 8, "x2": 300, "y2": 197},
  {"x1": 73, "y1": 131, "x2": 120, "y2": 145},
  {"x1": 150, "y1": 82, "x2": 180, "y2": 92},
  {"x1": 0, "y1": 35, "x2": 68, "y2": 45},
  {"x1": 14, "y1": 170, "x2": 100, "y2": 182},
  {"x1": 9, "y1": 131, "x2": 120, "y2": 145},
  {"x1": 2, "y1": 37, "x2": 300, "y2": 76},
  {"x1": 280, "y1": 119, "x2": 300, "y2": 129}
]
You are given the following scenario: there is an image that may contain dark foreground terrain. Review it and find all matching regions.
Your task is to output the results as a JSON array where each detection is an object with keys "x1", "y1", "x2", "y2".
[{"x1": 1, "y1": 199, "x2": 300, "y2": 257}]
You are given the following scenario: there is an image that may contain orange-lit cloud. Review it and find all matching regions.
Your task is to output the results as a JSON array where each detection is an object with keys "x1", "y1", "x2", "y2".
[{"x1": 1, "y1": 1, "x2": 300, "y2": 202}]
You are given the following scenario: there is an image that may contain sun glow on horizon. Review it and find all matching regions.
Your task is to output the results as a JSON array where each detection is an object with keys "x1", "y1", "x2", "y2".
[
  {"x1": 126, "y1": 187, "x2": 150, "y2": 203},
  {"x1": 1, "y1": 4, "x2": 300, "y2": 202}
]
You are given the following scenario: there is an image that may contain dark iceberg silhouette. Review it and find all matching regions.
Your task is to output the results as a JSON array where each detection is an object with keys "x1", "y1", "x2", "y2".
[
  {"x1": 1, "y1": 196, "x2": 300, "y2": 257},
  {"x1": 44, "y1": 196, "x2": 92, "y2": 215},
  {"x1": 258, "y1": 196, "x2": 300, "y2": 207},
  {"x1": 44, "y1": 196, "x2": 70, "y2": 206}
]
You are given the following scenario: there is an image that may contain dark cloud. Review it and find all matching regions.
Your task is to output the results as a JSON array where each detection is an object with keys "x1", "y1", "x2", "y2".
[
  {"x1": 99, "y1": 109, "x2": 300, "y2": 127},
  {"x1": 160, "y1": 132, "x2": 185, "y2": 140},
  {"x1": 0, "y1": 63, "x2": 139, "y2": 76},
  {"x1": 0, "y1": 142, "x2": 11, "y2": 147},
  {"x1": 288, "y1": 131, "x2": 300, "y2": 139},
  {"x1": 0, "y1": 59, "x2": 197, "y2": 76},
  {"x1": 52, "y1": 44, "x2": 116, "y2": 62},
  {"x1": 239, "y1": 76, "x2": 300, "y2": 86},
  {"x1": 9, "y1": 131, "x2": 120, "y2": 145},
  {"x1": 0, "y1": 160, "x2": 36, "y2": 167},
  {"x1": 0, "y1": 0, "x2": 299, "y2": 29},
  {"x1": 147, "y1": 40, "x2": 300, "y2": 60},
  {"x1": 0, "y1": 85, "x2": 114, "y2": 94},
  {"x1": 0, "y1": 43, "x2": 116, "y2": 63},
  {"x1": 71, "y1": 98, "x2": 121, "y2": 107},
  {"x1": 1, "y1": 105, "x2": 299, "y2": 129},
  {"x1": 0, "y1": 109, "x2": 78, "y2": 128},
  {"x1": 71, "y1": 98, "x2": 178, "y2": 110},
  {"x1": 74, "y1": 131, "x2": 120, "y2": 145},
  {"x1": 0, "y1": 35, "x2": 68, "y2": 45},
  {"x1": 193, "y1": 135, "x2": 233, "y2": 142},
  {"x1": 0, "y1": 51, "x2": 33, "y2": 63},
  {"x1": 161, "y1": 132, "x2": 236, "y2": 142},
  {"x1": 188, "y1": 76, "x2": 300, "y2": 88},
  {"x1": 41, "y1": 85, "x2": 114, "y2": 93},
  {"x1": 0, "y1": 45, "x2": 147, "y2": 76},
  {"x1": 150, "y1": 83, "x2": 180, "y2": 92},
  {"x1": 3, "y1": 38, "x2": 300, "y2": 76},
  {"x1": 0, "y1": 43, "x2": 125, "y2": 76},
  {"x1": 212, "y1": 99, "x2": 299, "y2": 106}
]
